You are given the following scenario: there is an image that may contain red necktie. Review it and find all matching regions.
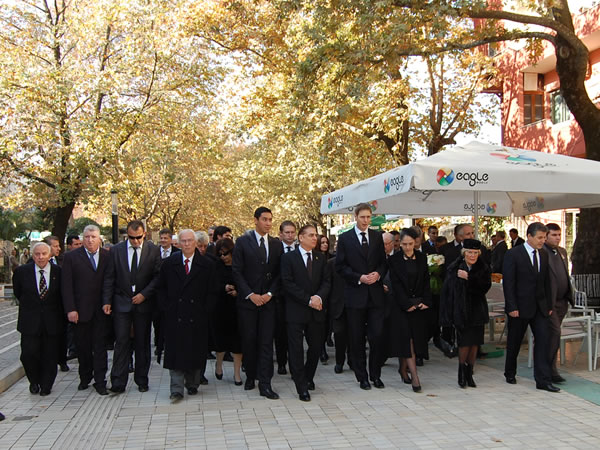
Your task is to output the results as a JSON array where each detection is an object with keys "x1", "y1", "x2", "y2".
[{"x1": 185, "y1": 258, "x2": 190, "y2": 275}]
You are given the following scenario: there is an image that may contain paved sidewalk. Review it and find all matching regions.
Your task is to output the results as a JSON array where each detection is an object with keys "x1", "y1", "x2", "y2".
[{"x1": 1, "y1": 341, "x2": 600, "y2": 449}]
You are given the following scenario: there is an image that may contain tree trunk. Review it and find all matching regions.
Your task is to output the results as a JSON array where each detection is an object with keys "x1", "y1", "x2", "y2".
[
  {"x1": 51, "y1": 202, "x2": 75, "y2": 250},
  {"x1": 552, "y1": 10, "x2": 600, "y2": 274}
]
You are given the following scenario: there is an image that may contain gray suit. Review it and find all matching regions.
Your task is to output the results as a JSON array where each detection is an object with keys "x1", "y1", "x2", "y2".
[
  {"x1": 103, "y1": 240, "x2": 161, "y2": 389},
  {"x1": 545, "y1": 244, "x2": 574, "y2": 376}
]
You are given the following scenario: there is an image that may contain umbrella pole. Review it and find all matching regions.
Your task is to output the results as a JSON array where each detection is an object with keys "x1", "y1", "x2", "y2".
[{"x1": 474, "y1": 191, "x2": 479, "y2": 239}]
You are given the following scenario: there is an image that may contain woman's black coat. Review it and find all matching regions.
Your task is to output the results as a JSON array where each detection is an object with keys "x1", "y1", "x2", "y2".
[
  {"x1": 440, "y1": 256, "x2": 491, "y2": 330},
  {"x1": 388, "y1": 250, "x2": 432, "y2": 310}
]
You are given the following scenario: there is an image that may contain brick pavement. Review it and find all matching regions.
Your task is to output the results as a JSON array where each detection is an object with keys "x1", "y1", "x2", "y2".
[{"x1": 1, "y1": 339, "x2": 600, "y2": 449}]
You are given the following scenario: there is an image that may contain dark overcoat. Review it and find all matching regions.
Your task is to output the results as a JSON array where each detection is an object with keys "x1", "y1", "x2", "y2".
[
  {"x1": 440, "y1": 257, "x2": 491, "y2": 329},
  {"x1": 157, "y1": 250, "x2": 218, "y2": 370}
]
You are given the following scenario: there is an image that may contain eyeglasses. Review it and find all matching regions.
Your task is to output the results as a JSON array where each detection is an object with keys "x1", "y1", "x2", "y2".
[
  {"x1": 219, "y1": 251, "x2": 231, "y2": 257},
  {"x1": 128, "y1": 235, "x2": 144, "y2": 240}
]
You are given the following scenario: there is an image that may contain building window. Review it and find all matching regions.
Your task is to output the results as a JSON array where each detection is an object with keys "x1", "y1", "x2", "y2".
[
  {"x1": 551, "y1": 91, "x2": 571, "y2": 124},
  {"x1": 523, "y1": 92, "x2": 544, "y2": 125}
]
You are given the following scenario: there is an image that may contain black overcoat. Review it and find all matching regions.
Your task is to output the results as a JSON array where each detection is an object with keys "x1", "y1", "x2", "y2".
[
  {"x1": 440, "y1": 257, "x2": 491, "y2": 329},
  {"x1": 157, "y1": 250, "x2": 218, "y2": 370}
]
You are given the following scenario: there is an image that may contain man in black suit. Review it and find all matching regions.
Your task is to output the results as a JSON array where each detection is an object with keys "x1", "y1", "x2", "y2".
[
  {"x1": 157, "y1": 229, "x2": 218, "y2": 401},
  {"x1": 281, "y1": 224, "x2": 330, "y2": 401},
  {"x1": 103, "y1": 220, "x2": 161, "y2": 393},
  {"x1": 544, "y1": 223, "x2": 574, "y2": 384},
  {"x1": 154, "y1": 228, "x2": 178, "y2": 362},
  {"x1": 13, "y1": 242, "x2": 63, "y2": 396},
  {"x1": 275, "y1": 220, "x2": 297, "y2": 375},
  {"x1": 503, "y1": 222, "x2": 558, "y2": 392},
  {"x1": 44, "y1": 235, "x2": 69, "y2": 373},
  {"x1": 62, "y1": 224, "x2": 113, "y2": 395},
  {"x1": 422, "y1": 226, "x2": 438, "y2": 255},
  {"x1": 232, "y1": 206, "x2": 283, "y2": 399},
  {"x1": 491, "y1": 231, "x2": 508, "y2": 274},
  {"x1": 335, "y1": 203, "x2": 387, "y2": 390},
  {"x1": 509, "y1": 228, "x2": 525, "y2": 248}
]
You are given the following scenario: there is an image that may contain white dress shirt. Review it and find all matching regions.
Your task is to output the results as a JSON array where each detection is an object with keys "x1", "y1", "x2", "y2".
[
  {"x1": 161, "y1": 246, "x2": 172, "y2": 259},
  {"x1": 523, "y1": 242, "x2": 539, "y2": 272},
  {"x1": 35, "y1": 263, "x2": 51, "y2": 294},
  {"x1": 354, "y1": 225, "x2": 369, "y2": 245},
  {"x1": 86, "y1": 248, "x2": 99, "y2": 268},
  {"x1": 254, "y1": 230, "x2": 269, "y2": 261},
  {"x1": 298, "y1": 246, "x2": 321, "y2": 304}
]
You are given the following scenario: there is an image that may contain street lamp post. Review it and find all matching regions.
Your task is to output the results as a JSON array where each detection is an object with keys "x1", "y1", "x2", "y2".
[{"x1": 111, "y1": 190, "x2": 119, "y2": 244}]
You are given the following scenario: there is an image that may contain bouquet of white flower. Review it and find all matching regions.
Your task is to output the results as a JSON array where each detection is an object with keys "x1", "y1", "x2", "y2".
[{"x1": 427, "y1": 253, "x2": 445, "y2": 295}]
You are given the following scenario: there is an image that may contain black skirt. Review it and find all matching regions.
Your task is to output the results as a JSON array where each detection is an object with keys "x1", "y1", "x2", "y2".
[
  {"x1": 386, "y1": 304, "x2": 430, "y2": 359},
  {"x1": 456, "y1": 325, "x2": 484, "y2": 347}
]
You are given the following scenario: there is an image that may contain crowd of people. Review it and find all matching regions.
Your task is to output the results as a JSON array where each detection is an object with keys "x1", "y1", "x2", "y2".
[{"x1": 10, "y1": 203, "x2": 572, "y2": 406}]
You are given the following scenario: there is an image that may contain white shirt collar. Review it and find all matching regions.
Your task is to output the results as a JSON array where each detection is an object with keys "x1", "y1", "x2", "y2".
[
  {"x1": 182, "y1": 252, "x2": 194, "y2": 265},
  {"x1": 354, "y1": 225, "x2": 369, "y2": 243},
  {"x1": 127, "y1": 240, "x2": 143, "y2": 253}
]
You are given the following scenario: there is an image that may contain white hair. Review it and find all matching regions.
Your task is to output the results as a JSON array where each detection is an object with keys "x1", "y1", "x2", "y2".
[
  {"x1": 31, "y1": 242, "x2": 51, "y2": 253},
  {"x1": 178, "y1": 229, "x2": 197, "y2": 242},
  {"x1": 195, "y1": 231, "x2": 209, "y2": 245},
  {"x1": 382, "y1": 232, "x2": 394, "y2": 244},
  {"x1": 83, "y1": 224, "x2": 100, "y2": 234}
]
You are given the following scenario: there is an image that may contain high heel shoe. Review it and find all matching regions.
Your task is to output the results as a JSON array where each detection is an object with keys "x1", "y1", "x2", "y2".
[
  {"x1": 234, "y1": 379, "x2": 243, "y2": 386},
  {"x1": 215, "y1": 371, "x2": 223, "y2": 380},
  {"x1": 412, "y1": 384, "x2": 422, "y2": 393},
  {"x1": 399, "y1": 371, "x2": 412, "y2": 384}
]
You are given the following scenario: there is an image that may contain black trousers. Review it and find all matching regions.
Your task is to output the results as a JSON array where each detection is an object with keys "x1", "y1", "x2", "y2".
[
  {"x1": 75, "y1": 314, "x2": 108, "y2": 386},
  {"x1": 504, "y1": 311, "x2": 552, "y2": 384},
  {"x1": 274, "y1": 298, "x2": 288, "y2": 368},
  {"x1": 548, "y1": 298, "x2": 569, "y2": 375},
  {"x1": 346, "y1": 305, "x2": 384, "y2": 382},
  {"x1": 287, "y1": 320, "x2": 324, "y2": 394},
  {"x1": 111, "y1": 310, "x2": 152, "y2": 388},
  {"x1": 21, "y1": 332, "x2": 58, "y2": 391},
  {"x1": 238, "y1": 304, "x2": 275, "y2": 388},
  {"x1": 57, "y1": 316, "x2": 68, "y2": 365},
  {"x1": 333, "y1": 312, "x2": 350, "y2": 367}
]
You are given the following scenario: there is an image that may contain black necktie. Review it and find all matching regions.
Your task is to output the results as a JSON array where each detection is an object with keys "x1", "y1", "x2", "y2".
[
  {"x1": 131, "y1": 247, "x2": 138, "y2": 286},
  {"x1": 306, "y1": 252, "x2": 312, "y2": 279},
  {"x1": 259, "y1": 236, "x2": 267, "y2": 262},
  {"x1": 39, "y1": 269, "x2": 48, "y2": 299},
  {"x1": 532, "y1": 250, "x2": 538, "y2": 272},
  {"x1": 360, "y1": 232, "x2": 368, "y2": 256},
  {"x1": 286, "y1": 246, "x2": 292, "y2": 253}
]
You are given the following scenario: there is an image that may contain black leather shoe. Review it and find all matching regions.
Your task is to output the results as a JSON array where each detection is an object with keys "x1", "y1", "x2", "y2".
[
  {"x1": 307, "y1": 381, "x2": 315, "y2": 391},
  {"x1": 78, "y1": 382, "x2": 89, "y2": 391},
  {"x1": 95, "y1": 385, "x2": 108, "y2": 396},
  {"x1": 234, "y1": 380, "x2": 243, "y2": 386},
  {"x1": 207, "y1": 352, "x2": 216, "y2": 360},
  {"x1": 0, "y1": 412, "x2": 5, "y2": 421},
  {"x1": 320, "y1": 351, "x2": 329, "y2": 363},
  {"x1": 223, "y1": 352, "x2": 234, "y2": 362},
  {"x1": 109, "y1": 386, "x2": 125, "y2": 394},
  {"x1": 372, "y1": 379, "x2": 384, "y2": 389},
  {"x1": 29, "y1": 384, "x2": 40, "y2": 394},
  {"x1": 40, "y1": 389, "x2": 51, "y2": 396},
  {"x1": 199, "y1": 375, "x2": 208, "y2": 385},
  {"x1": 277, "y1": 365, "x2": 287, "y2": 375},
  {"x1": 59, "y1": 363, "x2": 70, "y2": 372},
  {"x1": 416, "y1": 357, "x2": 424, "y2": 367},
  {"x1": 552, "y1": 375, "x2": 566, "y2": 383},
  {"x1": 215, "y1": 371, "x2": 223, "y2": 380},
  {"x1": 299, "y1": 391, "x2": 311, "y2": 402},
  {"x1": 187, "y1": 387, "x2": 198, "y2": 395},
  {"x1": 412, "y1": 384, "x2": 422, "y2": 393},
  {"x1": 359, "y1": 380, "x2": 371, "y2": 390},
  {"x1": 505, "y1": 376, "x2": 517, "y2": 385},
  {"x1": 170, "y1": 392, "x2": 183, "y2": 401},
  {"x1": 244, "y1": 379, "x2": 255, "y2": 390},
  {"x1": 259, "y1": 387, "x2": 280, "y2": 399},
  {"x1": 138, "y1": 385, "x2": 149, "y2": 392},
  {"x1": 536, "y1": 383, "x2": 560, "y2": 393},
  {"x1": 334, "y1": 364, "x2": 343, "y2": 374}
]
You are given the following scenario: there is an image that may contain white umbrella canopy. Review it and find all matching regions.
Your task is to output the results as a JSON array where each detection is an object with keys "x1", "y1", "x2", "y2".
[{"x1": 320, "y1": 141, "x2": 600, "y2": 217}]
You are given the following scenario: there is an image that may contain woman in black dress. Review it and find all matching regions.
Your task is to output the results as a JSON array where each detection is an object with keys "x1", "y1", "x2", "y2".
[
  {"x1": 213, "y1": 238, "x2": 243, "y2": 385},
  {"x1": 388, "y1": 228, "x2": 432, "y2": 392},
  {"x1": 440, "y1": 239, "x2": 491, "y2": 388}
]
